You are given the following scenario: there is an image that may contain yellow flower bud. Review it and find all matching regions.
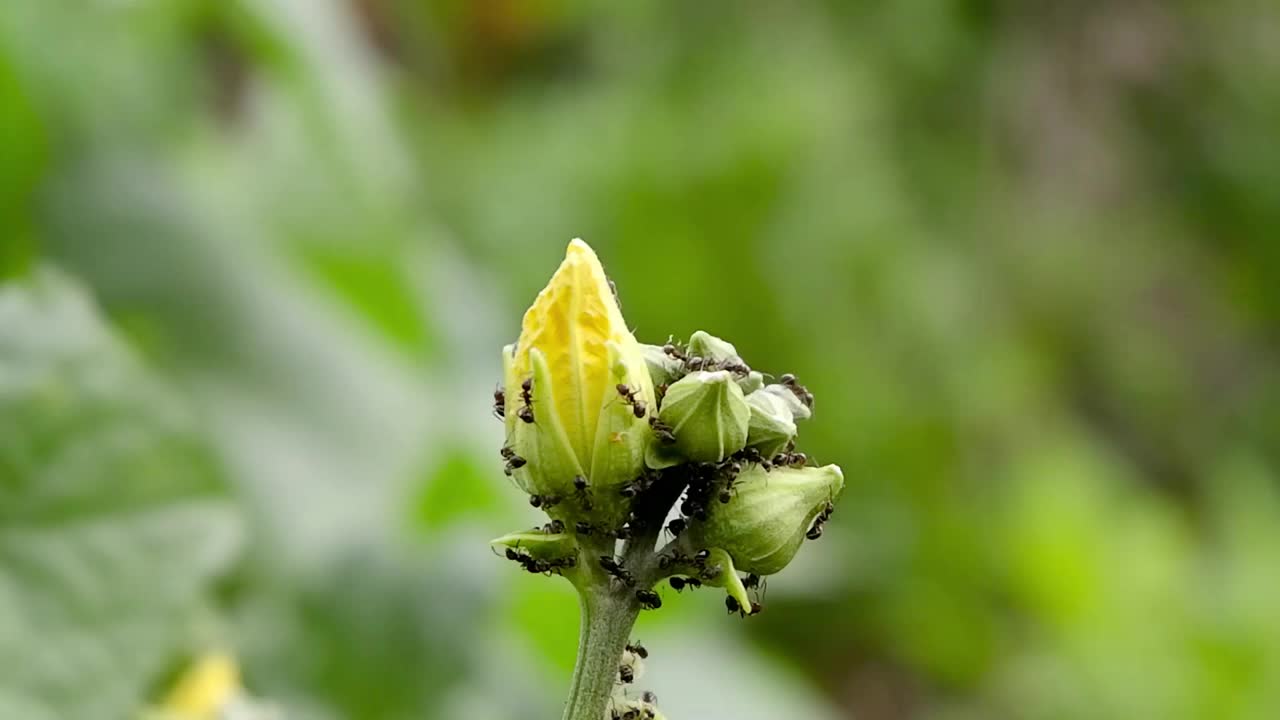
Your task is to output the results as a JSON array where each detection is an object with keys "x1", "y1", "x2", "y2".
[
  {"x1": 504, "y1": 240, "x2": 655, "y2": 507},
  {"x1": 162, "y1": 653, "x2": 240, "y2": 719}
]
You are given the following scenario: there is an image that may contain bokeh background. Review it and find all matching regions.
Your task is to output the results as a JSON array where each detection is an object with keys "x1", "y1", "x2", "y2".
[{"x1": 3, "y1": 1, "x2": 1280, "y2": 719}]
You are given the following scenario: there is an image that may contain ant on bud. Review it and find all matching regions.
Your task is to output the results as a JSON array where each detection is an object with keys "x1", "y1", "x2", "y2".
[
  {"x1": 648, "y1": 416, "x2": 676, "y2": 444},
  {"x1": 686, "y1": 356, "x2": 704, "y2": 371},
  {"x1": 662, "y1": 342, "x2": 687, "y2": 361},
  {"x1": 616, "y1": 383, "x2": 647, "y2": 418},
  {"x1": 779, "y1": 372, "x2": 815, "y2": 410},
  {"x1": 806, "y1": 500, "x2": 835, "y2": 540},
  {"x1": 517, "y1": 378, "x2": 535, "y2": 423},
  {"x1": 572, "y1": 475, "x2": 593, "y2": 510},
  {"x1": 492, "y1": 386, "x2": 505, "y2": 419},
  {"x1": 529, "y1": 494, "x2": 561, "y2": 509}
]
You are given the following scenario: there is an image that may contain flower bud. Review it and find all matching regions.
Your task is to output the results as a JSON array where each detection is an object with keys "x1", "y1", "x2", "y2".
[
  {"x1": 687, "y1": 330, "x2": 742, "y2": 366},
  {"x1": 503, "y1": 240, "x2": 655, "y2": 513},
  {"x1": 744, "y1": 388, "x2": 798, "y2": 458},
  {"x1": 640, "y1": 343, "x2": 684, "y2": 388},
  {"x1": 736, "y1": 370, "x2": 765, "y2": 395},
  {"x1": 687, "y1": 464, "x2": 843, "y2": 576},
  {"x1": 655, "y1": 370, "x2": 750, "y2": 463}
]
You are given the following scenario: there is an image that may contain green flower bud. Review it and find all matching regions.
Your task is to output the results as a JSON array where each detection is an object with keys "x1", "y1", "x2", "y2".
[
  {"x1": 655, "y1": 370, "x2": 750, "y2": 463},
  {"x1": 687, "y1": 464, "x2": 843, "y2": 576},
  {"x1": 687, "y1": 330, "x2": 742, "y2": 365},
  {"x1": 736, "y1": 370, "x2": 765, "y2": 395},
  {"x1": 640, "y1": 343, "x2": 684, "y2": 388},
  {"x1": 744, "y1": 389, "x2": 798, "y2": 458}
]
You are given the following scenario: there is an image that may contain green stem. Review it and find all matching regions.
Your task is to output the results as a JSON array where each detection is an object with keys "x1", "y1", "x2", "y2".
[{"x1": 562, "y1": 586, "x2": 640, "y2": 720}]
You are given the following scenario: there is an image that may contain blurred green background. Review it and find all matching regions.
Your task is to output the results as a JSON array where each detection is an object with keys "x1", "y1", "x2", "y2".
[{"x1": 3, "y1": 1, "x2": 1280, "y2": 719}]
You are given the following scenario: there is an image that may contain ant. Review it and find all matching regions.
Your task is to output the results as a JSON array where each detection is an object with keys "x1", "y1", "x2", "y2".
[
  {"x1": 599, "y1": 556, "x2": 635, "y2": 586},
  {"x1": 662, "y1": 342, "x2": 687, "y2": 361},
  {"x1": 668, "y1": 576, "x2": 702, "y2": 592},
  {"x1": 615, "y1": 383, "x2": 647, "y2": 418},
  {"x1": 648, "y1": 416, "x2": 676, "y2": 444},
  {"x1": 717, "y1": 460, "x2": 742, "y2": 503},
  {"x1": 618, "y1": 665, "x2": 635, "y2": 684},
  {"x1": 544, "y1": 519, "x2": 565, "y2": 534},
  {"x1": 492, "y1": 386, "x2": 505, "y2": 419},
  {"x1": 636, "y1": 589, "x2": 662, "y2": 609},
  {"x1": 625, "y1": 642, "x2": 649, "y2": 659},
  {"x1": 771, "y1": 451, "x2": 808, "y2": 468},
  {"x1": 665, "y1": 517, "x2": 686, "y2": 538},
  {"x1": 736, "y1": 447, "x2": 772, "y2": 471},
  {"x1": 718, "y1": 360, "x2": 751, "y2": 376},
  {"x1": 517, "y1": 378, "x2": 535, "y2": 423},
  {"x1": 778, "y1": 373, "x2": 815, "y2": 410},
  {"x1": 572, "y1": 475, "x2": 593, "y2": 510},
  {"x1": 575, "y1": 521, "x2": 594, "y2": 536},
  {"x1": 615, "y1": 523, "x2": 634, "y2": 540},
  {"x1": 529, "y1": 494, "x2": 561, "y2": 509},
  {"x1": 806, "y1": 500, "x2": 835, "y2": 540},
  {"x1": 657, "y1": 550, "x2": 689, "y2": 571},
  {"x1": 685, "y1": 356, "x2": 705, "y2": 371},
  {"x1": 500, "y1": 447, "x2": 526, "y2": 475}
]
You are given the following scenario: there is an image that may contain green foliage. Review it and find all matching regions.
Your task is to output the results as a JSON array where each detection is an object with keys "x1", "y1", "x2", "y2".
[
  {"x1": 0, "y1": 270, "x2": 241, "y2": 720},
  {"x1": 2, "y1": 0, "x2": 1280, "y2": 718}
]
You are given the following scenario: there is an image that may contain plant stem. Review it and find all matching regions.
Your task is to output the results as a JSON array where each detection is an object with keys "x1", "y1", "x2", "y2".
[{"x1": 562, "y1": 587, "x2": 640, "y2": 720}]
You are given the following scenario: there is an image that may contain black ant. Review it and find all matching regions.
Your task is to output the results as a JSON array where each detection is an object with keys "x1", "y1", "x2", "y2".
[
  {"x1": 492, "y1": 386, "x2": 505, "y2": 419},
  {"x1": 502, "y1": 452, "x2": 527, "y2": 476},
  {"x1": 636, "y1": 589, "x2": 662, "y2": 609},
  {"x1": 648, "y1": 416, "x2": 676, "y2": 444},
  {"x1": 686, "y1": 356, "x2": 705, "y2": 371},
  {"x1": 572, "y1": 475, "x2": 593, "y2": 510},
  {"x1": 771, "y1": 451, "x2": 808, "y2": 468},
  {"x1": 618, "y1": 665, "x2": 635, "y2": 684},
  {"x1": 717, "y1": 460, "x2": 742, "y2": 503},
  {"x1": 726, "y1": 595, "x2": 742, "y2": 616},
  {"x1": 718, "y1": 360, "x2": 751, "y2": 375},
  {"x1": 662, "y1": 342, "x2": 687, "y2": 361},
  {"x1": 615, "y1": 523, "x2": 634, "y2": 540},
  {"x1": 736, "y1": 446, "x2": 772, "y2": 471},
  {"x1": 778, "y1": 373, "x2": 815, "y2": 410},
  {"x1": 599, "y1": 556, "x2": 635, "y2": 586},
  {"x1": 625, "y1": 642, "x2": 649, "y2": 659},
  {"x1": 668, "y1": 576, "x2": 702, "y2": 592},
  {"x1": 545, "y1": 519, "x2": 565, "y2": 534},
  {"x1": 615, "y1": 383, "x2": 647, "y2": 418},
  {"x1": 665, "y1": 517, "x2": 686, "y2": 537},
  {"x1": 806, "y1": 500, "x2": 835, "y2": 540},
  {"x1": 517, "y1": 378, "x2": 535, "y2": 423},
  {"x1": 529, "y1": 494, "x2": 561, "y2": 509},
  {"x1": 744, "y1": 573, "x2": 761, "y2": 589}
]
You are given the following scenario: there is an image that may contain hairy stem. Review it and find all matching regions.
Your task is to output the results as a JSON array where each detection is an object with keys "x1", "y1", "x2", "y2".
[{"x1": 562, "y1": 587, "x2": 640, "y2": 720}]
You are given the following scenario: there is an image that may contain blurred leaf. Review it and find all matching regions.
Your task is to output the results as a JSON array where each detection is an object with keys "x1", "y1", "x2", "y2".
[
  {"x1": 413, "y1": 448, "x2": 503, "y2": 530},
  {"x1": 0, "y1": 268, "x2": 242, "y2": 720}
]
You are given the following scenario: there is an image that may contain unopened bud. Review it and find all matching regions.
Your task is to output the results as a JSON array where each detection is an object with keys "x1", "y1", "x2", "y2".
[
  {"x1": 655, "y1": 370, "x2": 750, "y2": 463},
  {"x1": 687, "y1": 464, "x2": 843, "y2": 576},
  {"x1": 687, "y1": 330, "x2": 742, "y2": 366},
  {"x1": 744, "y1": 388, "x2": 798, "y2": 458}
]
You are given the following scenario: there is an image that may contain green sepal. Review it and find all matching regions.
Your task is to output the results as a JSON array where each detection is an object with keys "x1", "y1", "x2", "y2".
[{"x1": 657, "y1": 370, "x2": 750, "y2": 463}]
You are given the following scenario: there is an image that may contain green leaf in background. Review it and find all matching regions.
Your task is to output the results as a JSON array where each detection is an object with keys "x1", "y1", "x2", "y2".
[{"x1": 0, "y1": 268, "x2": 242, "y2": 720}]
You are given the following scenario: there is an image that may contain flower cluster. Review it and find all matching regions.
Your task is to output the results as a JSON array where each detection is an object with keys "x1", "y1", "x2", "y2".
[
  {"x1": 492, "y1": 240, "x2": 843, "y2": 607},
  {"x1": 490, "y1": 240, "x2": 843, "y2": 718}
]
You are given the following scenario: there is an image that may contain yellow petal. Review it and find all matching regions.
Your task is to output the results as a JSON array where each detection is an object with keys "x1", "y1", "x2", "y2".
[
  {"x1": 514, "y1": 239, "x2": 647, "y2": 471},
  {"x1": 163, "y1": 652, "x2": 240, "y2": 717}
]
